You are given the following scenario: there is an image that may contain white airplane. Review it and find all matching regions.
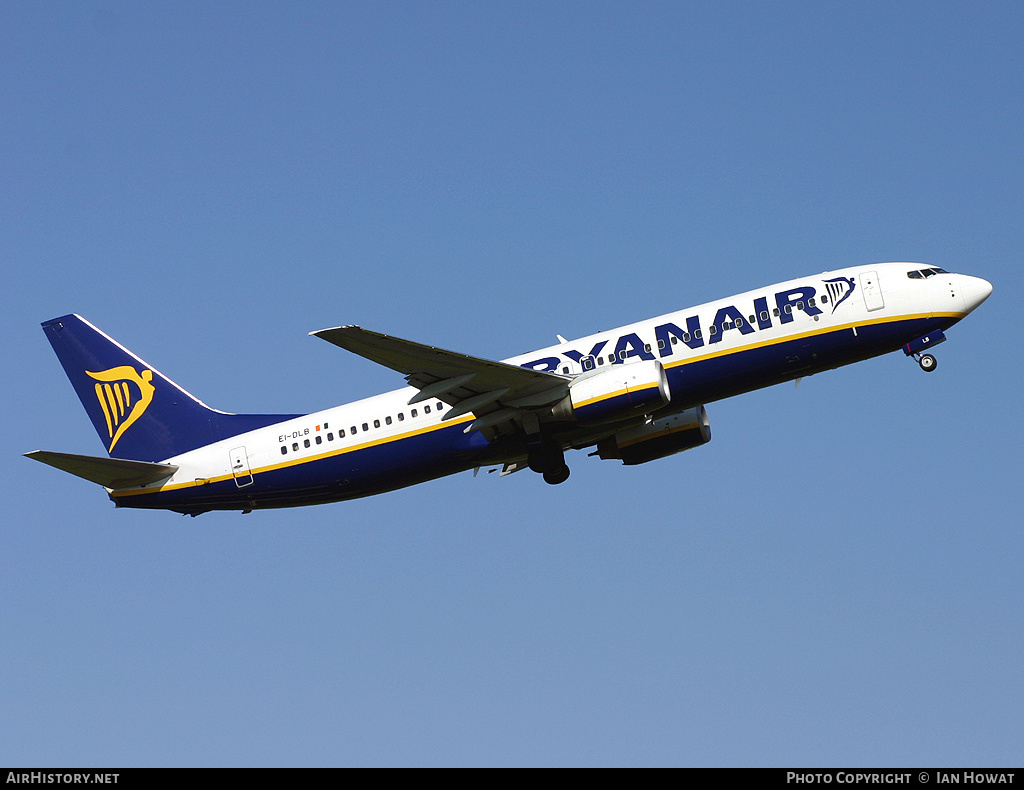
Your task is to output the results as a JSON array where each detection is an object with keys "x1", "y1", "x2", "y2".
[{"x1": 27, "y1": 262, "x2": 991, "y2": 515}]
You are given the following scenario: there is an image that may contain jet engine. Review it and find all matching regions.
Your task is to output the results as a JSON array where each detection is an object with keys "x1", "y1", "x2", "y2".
[
  {"x1": 595, "y1": 406, "x2": 711, "y2": 465},
  {"x1": 551, "y1": 359, "x2": 671, "y2": 425}
]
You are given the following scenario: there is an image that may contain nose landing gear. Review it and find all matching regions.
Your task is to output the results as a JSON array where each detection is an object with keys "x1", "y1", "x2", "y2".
[{"x1": 903, "y1": 331, "x2": 945, "y2": 373}]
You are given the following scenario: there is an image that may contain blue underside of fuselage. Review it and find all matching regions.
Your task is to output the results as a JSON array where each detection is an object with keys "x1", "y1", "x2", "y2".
[{"x1": 116, "y1": 314, "x2": 956, "y2": 514}]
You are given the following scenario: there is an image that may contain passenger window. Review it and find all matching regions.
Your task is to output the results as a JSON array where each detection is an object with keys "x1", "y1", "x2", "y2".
[
  {"x1": 760, "y1": 311, "x2": 769, "y2": 321},
  {"x1": 339, "y1": 429, "x2": 345, "y2": 438},
  {"x1": 583, "y1": 357, "x2": 595, "y2": 370},
  {"x1": 327, "y1": 432, "x2": 333, "y2": 441},
  {"x1": 363, "y1": 423, "x2": 369, "y2": 431},
  {"x1": 796, "y1": 301, "x2": 804, "y2": 311},
  {"x1": 315, "y1": 435, "x2": 322, "y2": 445},
  {"x1": 385, "y1": 416, "x2": 392, "y2": 426},
  {"x1": 773, "y1": 308, "x2": 780, "y2": 316},
  {"x1": 784, "y1": 305, "x2": 792, "y2": 314},
  {"x1": 808, "y1": 298, "x2": 815, "y2": 307},
  {"x1": 351, "y1": 426, "x2": 357, "y2": 435},
  {"x1": 657, "y1": 339, "x2": 665, "y2": 349},
  {"x1": 562, "y1": 366, "x2": 569, "y2": 374},
  {"x1": 671, "y1": 336, "x2": 678, "y2": 345},
  {"x1": 292, "y1": 443, "x2": 298, "y2": 452},
  {"x1": 644, "y1": 344, "x2": 651, "y2": 353},
  {"x1": 748, "y1": 315, "x2": 755, "y2": 323},
  {"x1": 411, "y1": 409, "x2": 418, "y2": 418},
  {"x1": 437, "y1": 403, "x2": 444, "y2": 411},
  {"x1": 735, "y1": 318, "x2": 744, "y2": 327},
  {"x1": 694, "y1": 329, "x2": 702, "y2": 339},
  {"x1": 597, "y1": 357, "x2": 605, "y2": 366},
  {"x1": 820, "y1": 295, "x2": 828, "y2": 303},
  {"x1": 397, "y1": 413, "x2": 404, "y2": 422},
  {"x1": 608, "y1": 354, "x2": 615, "y2": 363},
  {"x1": 618, "y1": 351, "x2": 627, "y2": 360},
  {"x1": 280, "y1": 446, "x2": 287, "y2": 455},
  {"x1": 304, "y1": 439, "x2": 310, "y2": 448}
]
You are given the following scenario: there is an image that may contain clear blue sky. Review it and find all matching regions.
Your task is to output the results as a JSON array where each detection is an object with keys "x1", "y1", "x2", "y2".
[{"x1": 3, "y1": 1, "x2": 1021, "y2": 766}]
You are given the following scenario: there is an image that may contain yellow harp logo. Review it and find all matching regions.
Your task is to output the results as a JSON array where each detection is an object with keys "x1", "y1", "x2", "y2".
[{"x1": 86, "y1": 366, "x2": 156, "y2": 452}]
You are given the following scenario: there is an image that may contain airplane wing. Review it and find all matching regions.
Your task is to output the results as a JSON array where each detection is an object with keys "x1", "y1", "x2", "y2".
[
  {"x1": 25, "y1": 450, "x2": 178, "y2": 489},
  {"x1": 310, "y1": 325, "x2": 569, "y2": 432}
]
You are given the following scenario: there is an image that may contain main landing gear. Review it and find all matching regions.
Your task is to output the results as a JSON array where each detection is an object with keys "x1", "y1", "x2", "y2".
[
  {"x1": 522, "y1": 413, "x2": 571, "y2": 485},
  {"x1": 542, "y1": 465, "x2": 571, "y2": 485},
  {"x1": 525, "y1": 433, "x2": 570, "y2": 485}
]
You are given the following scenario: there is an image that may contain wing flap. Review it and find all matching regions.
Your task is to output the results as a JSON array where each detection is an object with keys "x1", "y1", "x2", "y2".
[
  {"x1": 407, "y1": 373, "x2": 477, "y2": 405},
  {"x1": 25, "y1": 450, "x2": 178, "y2": 489}
]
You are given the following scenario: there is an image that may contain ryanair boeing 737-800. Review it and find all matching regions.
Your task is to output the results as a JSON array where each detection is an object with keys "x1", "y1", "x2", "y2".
[{"x1": 27, "y1": 262, "x2": 992, "y2": 515}]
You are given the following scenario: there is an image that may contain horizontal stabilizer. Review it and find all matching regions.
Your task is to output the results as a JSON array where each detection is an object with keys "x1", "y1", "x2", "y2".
[{"x1": 25, "y1": 450, "x2": 178, "y2": 489}]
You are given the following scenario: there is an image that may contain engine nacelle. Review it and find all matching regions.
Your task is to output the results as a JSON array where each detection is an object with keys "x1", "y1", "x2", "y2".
[
  {"x1": 596, "y1": 406, "x2": 711, "y2": 465},
  {"x1": 552, "y1": 359, "x2": 670, "y2": 425}
]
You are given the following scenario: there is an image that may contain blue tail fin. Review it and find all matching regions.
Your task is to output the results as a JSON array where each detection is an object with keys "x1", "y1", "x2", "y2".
[{"x1": 42, "y1": 314, "x2": 300, "y2": 461}]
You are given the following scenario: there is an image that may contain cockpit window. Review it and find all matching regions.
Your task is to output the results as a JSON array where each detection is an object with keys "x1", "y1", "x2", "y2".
[{"x1": 908, "y1": 267, "x2": 950, "y2": 279}]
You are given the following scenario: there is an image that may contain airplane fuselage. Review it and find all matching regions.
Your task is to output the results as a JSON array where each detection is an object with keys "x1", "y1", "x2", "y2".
[{"x1": 91, "y1": 262, "x2": 989, "y2": 514}]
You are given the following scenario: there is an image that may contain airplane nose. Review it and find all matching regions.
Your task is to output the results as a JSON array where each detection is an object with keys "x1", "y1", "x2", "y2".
[{"x1": 960, "y1": 275, "x2": 993, "y2": 312}]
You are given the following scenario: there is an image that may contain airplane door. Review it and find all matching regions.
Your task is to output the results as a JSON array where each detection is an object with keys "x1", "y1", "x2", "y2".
[
  {"x1": 229, "y1": 446, "x2": 253, "y2": 488},
  {"x1": 860, "y1": 271, "x2": 885, "y2": 311}
]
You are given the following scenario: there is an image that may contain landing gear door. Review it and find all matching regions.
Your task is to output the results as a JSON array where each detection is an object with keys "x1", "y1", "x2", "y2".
[
  {"x1": 860, "y1": 271, "x2": 885, "y2": 312},
  {"x1": 229, "y1": 446, "x2": 253, "y2": 488}
]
